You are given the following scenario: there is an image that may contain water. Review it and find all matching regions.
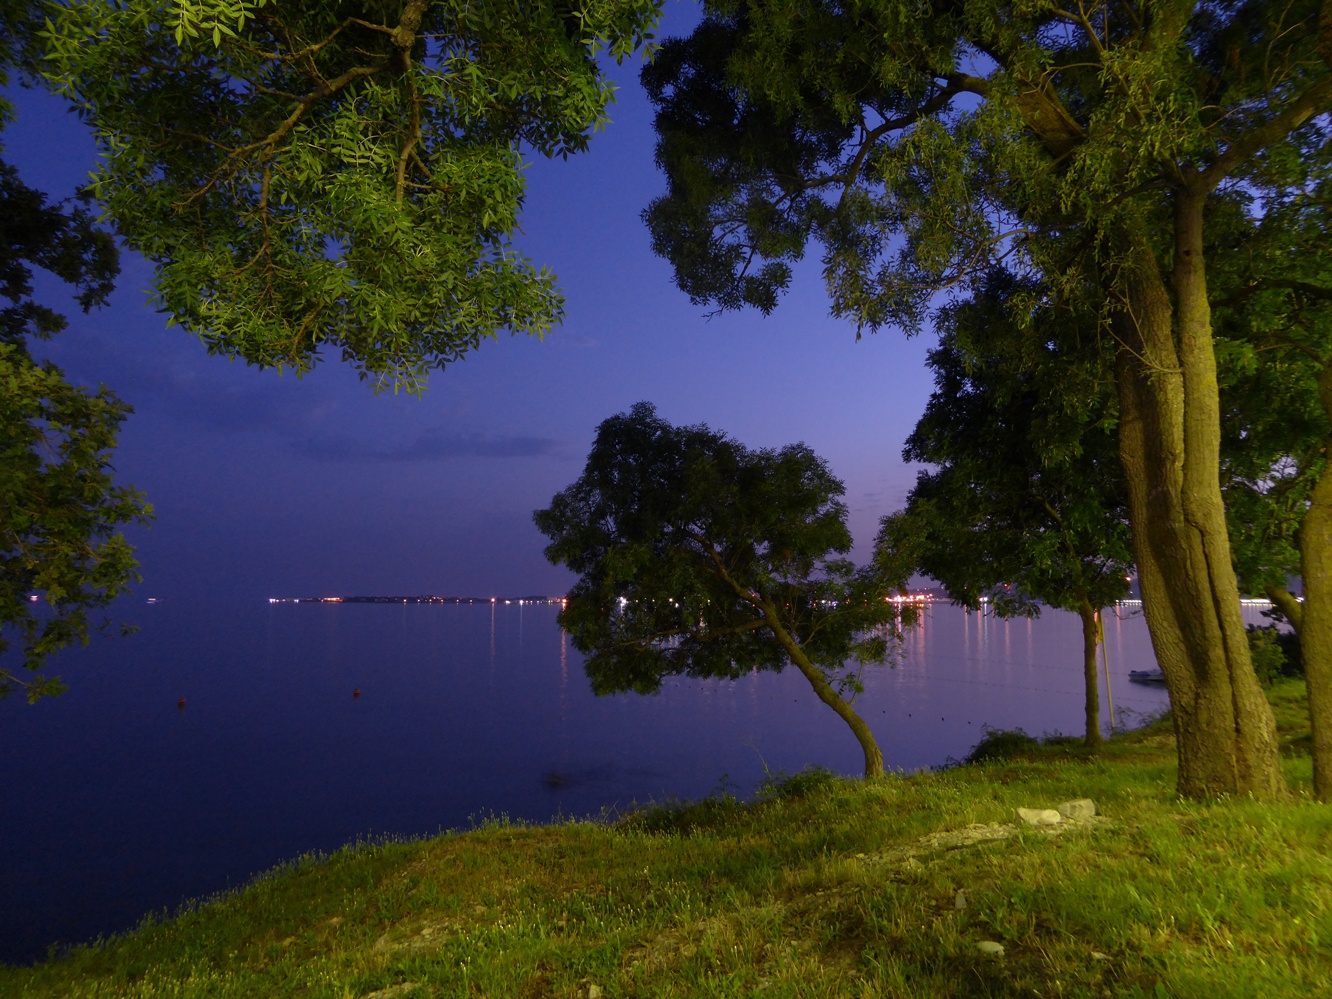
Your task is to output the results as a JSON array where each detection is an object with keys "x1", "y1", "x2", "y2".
[{"x1": 2, "y1": 597, "x2": 1240, "y2": 966}]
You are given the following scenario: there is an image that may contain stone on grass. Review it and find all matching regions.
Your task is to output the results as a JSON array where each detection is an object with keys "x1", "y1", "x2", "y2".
[
  {"x1": 977, "y1": 941, "x2": 1005, "y2": 956},
  {"x1": 954, "y1": 890, "x2": 966, "y2": 909},
  {"x1": 362, "y1": 985, "x2": 421, "y2": 999},
  {"x1": 1058, "y1": 799, "x2": 1097, "y2": 821},
  {"x1": 1015, "y1": 807, "x2": 1062, "y2": 826},
  {"x1": 587, "y1": 985, "x2": 603, "y2": 999}
]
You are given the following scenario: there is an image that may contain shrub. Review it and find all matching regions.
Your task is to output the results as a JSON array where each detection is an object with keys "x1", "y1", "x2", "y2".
[
  {"x1": 1247, "y1": 625, "x2": 1302, "y2": 686},
  {"x1": 757, "y1": 765, "x2": 839, "y2": 801},
  {"x1": 965, "y1": 727, "x2": 1041, "y2": 764}
]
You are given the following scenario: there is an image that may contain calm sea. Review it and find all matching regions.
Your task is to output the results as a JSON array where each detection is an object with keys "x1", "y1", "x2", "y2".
[{"x1": 4, "y1": 597, "x2": 1256, "y2": 966}]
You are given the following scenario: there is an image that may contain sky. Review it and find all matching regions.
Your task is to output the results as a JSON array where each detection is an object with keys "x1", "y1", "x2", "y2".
[{"x1": 7, "y1": 0, "x2": 938, "y2": 603}]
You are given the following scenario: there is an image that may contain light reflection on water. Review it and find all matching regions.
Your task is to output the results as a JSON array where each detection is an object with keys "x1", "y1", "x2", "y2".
[{"x1": 0, "y1": 598, "x2": 1276, "y2": 964}]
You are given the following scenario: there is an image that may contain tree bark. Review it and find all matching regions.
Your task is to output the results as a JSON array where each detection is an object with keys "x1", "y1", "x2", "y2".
[
  {"x1": 761, "y1": 600, "x2": 885, "y2": 778},
  {"x1": 1077, "y1": 599, "x2": 1102, "y2": 748},
  {"x1": 1111, "y1": 196, "x2": 1286, "y2": 800},
  {"x1": 1265, "y1": 585, "x2": 1304, "y2": 631},
  {"x1": 1299, "y1": 364, "x2": 1332, "y2": 799}
]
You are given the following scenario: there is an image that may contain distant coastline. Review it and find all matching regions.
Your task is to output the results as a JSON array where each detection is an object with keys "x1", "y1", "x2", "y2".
[
  {"x1": 263, "y1": 594, "x2": 1279, "y2": 609},
  {"x1": 266, "y1": 595, "x2": 566, "y2": 605}
]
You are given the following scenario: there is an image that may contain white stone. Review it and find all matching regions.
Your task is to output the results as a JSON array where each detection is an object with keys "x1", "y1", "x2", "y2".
[
  {"x1": 1058, "y1": 799, "x2": 1097, "y2": 821},
  {"x1": 954, "y1": 890, "x2": 967, "y2": 909},
  {"x1": 1091, "y1": 951, "x2": 1111, "y2": 962},
  {"x1": 587, "y1": 986, "x2": 603, "y2": 999},
  {"x1": 977, "y1": 941, "x2": 1005, "y2": 956},
  {"x1": 1016, "y1": 807, "x2": 1063, "y2": 826}
]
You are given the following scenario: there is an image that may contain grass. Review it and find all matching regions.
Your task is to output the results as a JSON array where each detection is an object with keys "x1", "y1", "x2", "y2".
[{"x1": 2, "y1": 680, "x2": 1330, "y2": 998}]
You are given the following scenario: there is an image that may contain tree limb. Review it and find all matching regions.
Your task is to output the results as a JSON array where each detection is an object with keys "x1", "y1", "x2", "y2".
[{"x1": 1201, "y1": 77, "x2": 1332, "y2": 192}]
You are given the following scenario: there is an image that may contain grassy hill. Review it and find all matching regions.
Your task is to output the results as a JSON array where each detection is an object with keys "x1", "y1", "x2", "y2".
[{"x1": 2, "y1": 680, "x2": 1329, "y2": 998}]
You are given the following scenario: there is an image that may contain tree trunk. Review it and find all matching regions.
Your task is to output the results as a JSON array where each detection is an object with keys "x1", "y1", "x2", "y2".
[
  {"x1": 761, "y1": 600, "x2": 885, "y2": 778},
  {"x1": 1264, "y1": 584, "x2": 1304, "y2": 631},
  {"x1": 1111, "y1": 196, "x2": 1286, "y2": 800},
  {"x1": 1300, "y1": 364, "x2": 1332, "y2": 800},
  {"x1": 1077, "y1": 599, "x2": 1102, "y2": 748}
]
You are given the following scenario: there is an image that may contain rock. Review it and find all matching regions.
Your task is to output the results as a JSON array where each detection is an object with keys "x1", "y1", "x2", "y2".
[
  {"x1": 954, "y1": 890, "x2": 967, "y2": 909},
  {"x1": 920, "y1": 822, "x2": 1014, "y2": 850},
  {"x1": 977, "y1": 941, "x2": 1005, "y2": 956},
  {"x1": 1091, "y1": 951, "x2": 1111, "y2": 962},
  {"x1": 362, "y1": 985, "x2": 421, "y2": 999},
  {"x1": 1015, "y1": 807, "x2": 1062, "y2": 826},
  {"x1": 1058, "y1": 799, "x2": 1097, "y2": 821},
  {"x1": 587, "y1": 986, "x2": 603, "y2": 999}
]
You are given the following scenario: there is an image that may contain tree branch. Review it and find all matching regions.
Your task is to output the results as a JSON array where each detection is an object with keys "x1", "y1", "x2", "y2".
[
  {"x1": 1201, "y1": 77, "x2": 1332, "y2": 191},
  {"x1": 1266, "y1": 584, "x2": 1304, "y2": 631}
]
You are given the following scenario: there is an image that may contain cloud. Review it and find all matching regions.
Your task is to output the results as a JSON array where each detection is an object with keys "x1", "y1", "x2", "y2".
[{"x1": 292, "y1": 427, "x2": 566, "y2": 462}]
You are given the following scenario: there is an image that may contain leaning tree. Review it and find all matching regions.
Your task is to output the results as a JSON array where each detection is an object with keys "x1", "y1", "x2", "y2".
[{"x1": 535, "y1": 403, "x2": 903, "y2": 778}]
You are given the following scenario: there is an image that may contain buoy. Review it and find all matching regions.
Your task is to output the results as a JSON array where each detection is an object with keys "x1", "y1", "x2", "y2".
[
  {"x1": 353, "y1": 688, "x2": 360, "y2": 698},
  {"x1": 177, "y1": 698, "x2": 186, "y2": 710}
]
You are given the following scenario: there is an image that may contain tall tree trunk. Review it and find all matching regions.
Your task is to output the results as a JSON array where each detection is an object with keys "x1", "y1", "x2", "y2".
[
  {"x1": 1111, "y1": 197, "x2": 1286, "y2": 800},
  {"x1": 761, "y1": 600, "x2": 885, "y2": 778},
  {"x1": 1077, "y1": 599, "x2": 1102, "y2": 748},
  {"x1": 1300, "y1": 364, "x2": 1332, "y2": 799}
]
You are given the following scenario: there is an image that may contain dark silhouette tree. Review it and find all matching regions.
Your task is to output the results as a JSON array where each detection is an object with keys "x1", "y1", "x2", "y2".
[
  {"x1": 1, "y1": 1, "x2": 149, "y2": 700},
  {"x1": 876, "y1": 272, "x2": 1133, "y2": 747}
]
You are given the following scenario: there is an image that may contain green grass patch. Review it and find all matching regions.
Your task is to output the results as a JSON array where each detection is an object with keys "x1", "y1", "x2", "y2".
[{"x1": 3, "y1": 689, "x2": 1331, "y2": 998}]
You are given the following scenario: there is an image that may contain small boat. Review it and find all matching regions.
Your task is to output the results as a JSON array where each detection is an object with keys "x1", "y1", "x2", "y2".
[{"x1": 1128, "y1": 669, "x2": 1167, "y2": 684}]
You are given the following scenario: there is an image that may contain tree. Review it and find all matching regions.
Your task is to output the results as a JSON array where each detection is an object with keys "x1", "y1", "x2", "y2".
[
  {"x1": 875, "y1": 272, "x2": 1133, "y2": 747},
  {"x1": 1210, "y1": 184, "x2": 1332, "y2": 798},
  {"x1": 640, "y1": 0, "x2": 1330, "y2": 799},
  {"x1": 534, "y1": 402, "x2": 902, "y2": 778},
  {"x1": 1, "y1": 1, "x2": 151, "y2": 700},
  {"x1": 0, "y1": 347, "x2": 150, "y2": 701},
  {"x1": 44, "y1": 0, "x2": 662, "y2": 392}
]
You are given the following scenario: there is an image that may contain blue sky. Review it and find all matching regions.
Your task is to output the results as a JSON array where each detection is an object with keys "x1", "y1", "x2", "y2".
[{"x1": 8, "y1": 0, "x2": 936, "y2": 602}]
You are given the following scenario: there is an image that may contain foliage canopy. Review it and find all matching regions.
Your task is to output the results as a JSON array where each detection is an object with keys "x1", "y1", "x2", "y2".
[
  {"x1": 46, "y1": 0, "x2": 661, "y2": 391},
  {"x1": 877, "y1": 270, "x2": 1132, "y2": 619}
]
